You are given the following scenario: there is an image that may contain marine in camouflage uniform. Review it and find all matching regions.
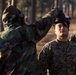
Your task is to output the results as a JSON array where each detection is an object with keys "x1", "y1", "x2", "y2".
[
  {"x1": 38, "y1": 15, "x2": 76, "y2": 75},
  {"x1": 0, "y1": 6, "x2": 61, "y2": 75}
]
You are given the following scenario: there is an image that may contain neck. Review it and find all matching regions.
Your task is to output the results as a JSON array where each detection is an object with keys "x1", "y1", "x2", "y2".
[{"x1": 57, "y1": 36, "x2": 68, "y2": 42}]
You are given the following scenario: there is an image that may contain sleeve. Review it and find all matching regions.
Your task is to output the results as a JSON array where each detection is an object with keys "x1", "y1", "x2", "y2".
[
  {"x1": 38, "y1": 45, "x2": 49, "y2": 75},
  {"x1": 24, "y1": 15, "x2": 56, "y2": 43},
  {"x1": 0, "y1": 29, "x2": 24, "y2": 74},
  {"x1": 33, "y1": 12, "x2": 59, "y2": 42},
  {"x1": 24, "y1": 8, "x2": 61, "y2": 43},
  {"x1": 34, "y1": 16, "x2": 55, "y2": 42},
  {"x1": 35, "y1": 17, "x2": 54, "y2": 42},
  {"x1": 32, "y1": 8, "x2": 61, "y2": 43}
]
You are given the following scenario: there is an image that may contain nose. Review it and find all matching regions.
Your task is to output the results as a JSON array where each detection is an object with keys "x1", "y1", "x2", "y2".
[{"x1": 61, "y1": 26, "x2": 64, "y2": 29}]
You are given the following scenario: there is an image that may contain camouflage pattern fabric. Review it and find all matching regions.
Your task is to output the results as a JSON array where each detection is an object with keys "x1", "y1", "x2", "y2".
[
  {"x1": 70, "y1": 34, "x2": 76, "y2": 43},
  {"x1": 38, "y1": 39, "x2": 76, "y2": 75},
  {"x1": 0, "y1": 6, "x2": 61, "y2": 75}
]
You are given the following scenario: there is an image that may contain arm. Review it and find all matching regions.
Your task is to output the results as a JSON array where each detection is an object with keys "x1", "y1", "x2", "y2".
[
  {"x1": 29, "y1": 8, "x2": 60, "y2": 42},
  {"x1": 38, "y1": 45, "x2": 50, "y2": 75},
  {"x1": 24, "y1": 8, "x2": 62, "y2": 43},
  {"x1": 38, "y1": 49, "x2": 47, "y2": 75},
  {"x1": 38, "y1": 42, "x2": 54, "y2": 75}
]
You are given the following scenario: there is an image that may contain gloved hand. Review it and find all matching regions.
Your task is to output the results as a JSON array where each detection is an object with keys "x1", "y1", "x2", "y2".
[
  {"x1": 58, "y1": 11, "x2": 71, "y2": 26},
  {"x1": 58, "y1": 10, "x2": 65, "y2": 20},
  {"x1": 50, "y1": 7, "x2": 62, "y2": 18}
]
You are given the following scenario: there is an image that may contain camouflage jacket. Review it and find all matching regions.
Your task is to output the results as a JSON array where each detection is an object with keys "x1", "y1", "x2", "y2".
[
  {"x1": 0, "y1": 14, "x2": 56, "y2": 75},
  {"x1": 38, "y1": 39, "x2": 76, "y2": 75}
]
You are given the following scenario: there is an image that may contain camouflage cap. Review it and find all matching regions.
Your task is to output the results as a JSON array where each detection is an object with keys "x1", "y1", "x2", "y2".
[
  {"x1": 54, "y1": 16, "x2": 71, "y2": 28},
  {"x1": 2, "y1": 6, "x2": 24, "y2": 25}
]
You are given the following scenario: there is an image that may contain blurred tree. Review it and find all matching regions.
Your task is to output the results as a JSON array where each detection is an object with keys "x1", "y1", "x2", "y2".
[
  {"x1": 54, "y1": 0, "x2": 58, "y2": 7},
  {"x1": 71, "y1": 0, "x2": 74, "y2": 17},
  {"x1": 39, "y1": 0, "x2": 54, "y2": 16},
  {"x1": 8, "y1": 0, "x2": 17, "y2": 7},
  {"x1": 0, "y1": 0, "x2": 6, "y2": 31},
  {"x1": 31, "y1": 0, "x2": 36, "y2": 23}
]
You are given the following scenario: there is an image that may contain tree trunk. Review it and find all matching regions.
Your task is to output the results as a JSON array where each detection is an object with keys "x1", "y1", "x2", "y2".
[
  {"x1": 0, "y1": 0, "x2": 6, "y2": 31},
  {"x1": 31, "y1": 0, "x2": 36, "y2": 23},
  {"x1": 71, "y1": 0, "x2": 74, "y2": 17},
  {"x1": 8, "y1": 0, "x2": 17, "y2": 7},
  {"x1": 59, "y1": 0, "x2": 62, "y2": 9},
  {"x1": 67, "y1": 0, "x2": 70, "y2": 16},
  {"x1": 54, "y1": 0, "x2": 58, "y2": 7}
]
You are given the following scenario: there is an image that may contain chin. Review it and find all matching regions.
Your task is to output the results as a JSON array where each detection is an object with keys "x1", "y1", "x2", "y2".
[{"x1": 61, "y1": 34, "x2": 68, "y2": 37}]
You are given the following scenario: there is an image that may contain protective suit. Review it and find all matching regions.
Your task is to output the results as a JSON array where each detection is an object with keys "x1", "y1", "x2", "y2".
[{"x1": 0, "y1": 6, "x2": 61, "y2": 75}]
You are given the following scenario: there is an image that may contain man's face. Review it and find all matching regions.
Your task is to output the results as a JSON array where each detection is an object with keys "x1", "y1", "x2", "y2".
[{"x1": 54, "y1": 23, "x2": 69, "y2": 37}]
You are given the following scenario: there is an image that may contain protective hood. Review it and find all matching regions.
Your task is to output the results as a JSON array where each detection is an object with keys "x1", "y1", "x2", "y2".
[{"x1": 2, "y1": 6, "x2": 24, "y2": 28}]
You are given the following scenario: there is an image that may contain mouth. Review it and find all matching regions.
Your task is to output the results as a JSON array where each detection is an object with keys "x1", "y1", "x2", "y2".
[{"x1": 60, "y1": 30, "x2": 64, "y2": 33}]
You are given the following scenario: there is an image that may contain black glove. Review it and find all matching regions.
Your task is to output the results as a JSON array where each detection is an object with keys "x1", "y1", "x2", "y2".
[
  {"x1": 58, "y1": 10, "x2": 65, "y2": 20},
  {"x1": 58, "y1": 11, "x2": 71, "y2": 26},
  {"x1": 50, "y1": 7, "x2": 62, "y2": 18}
]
